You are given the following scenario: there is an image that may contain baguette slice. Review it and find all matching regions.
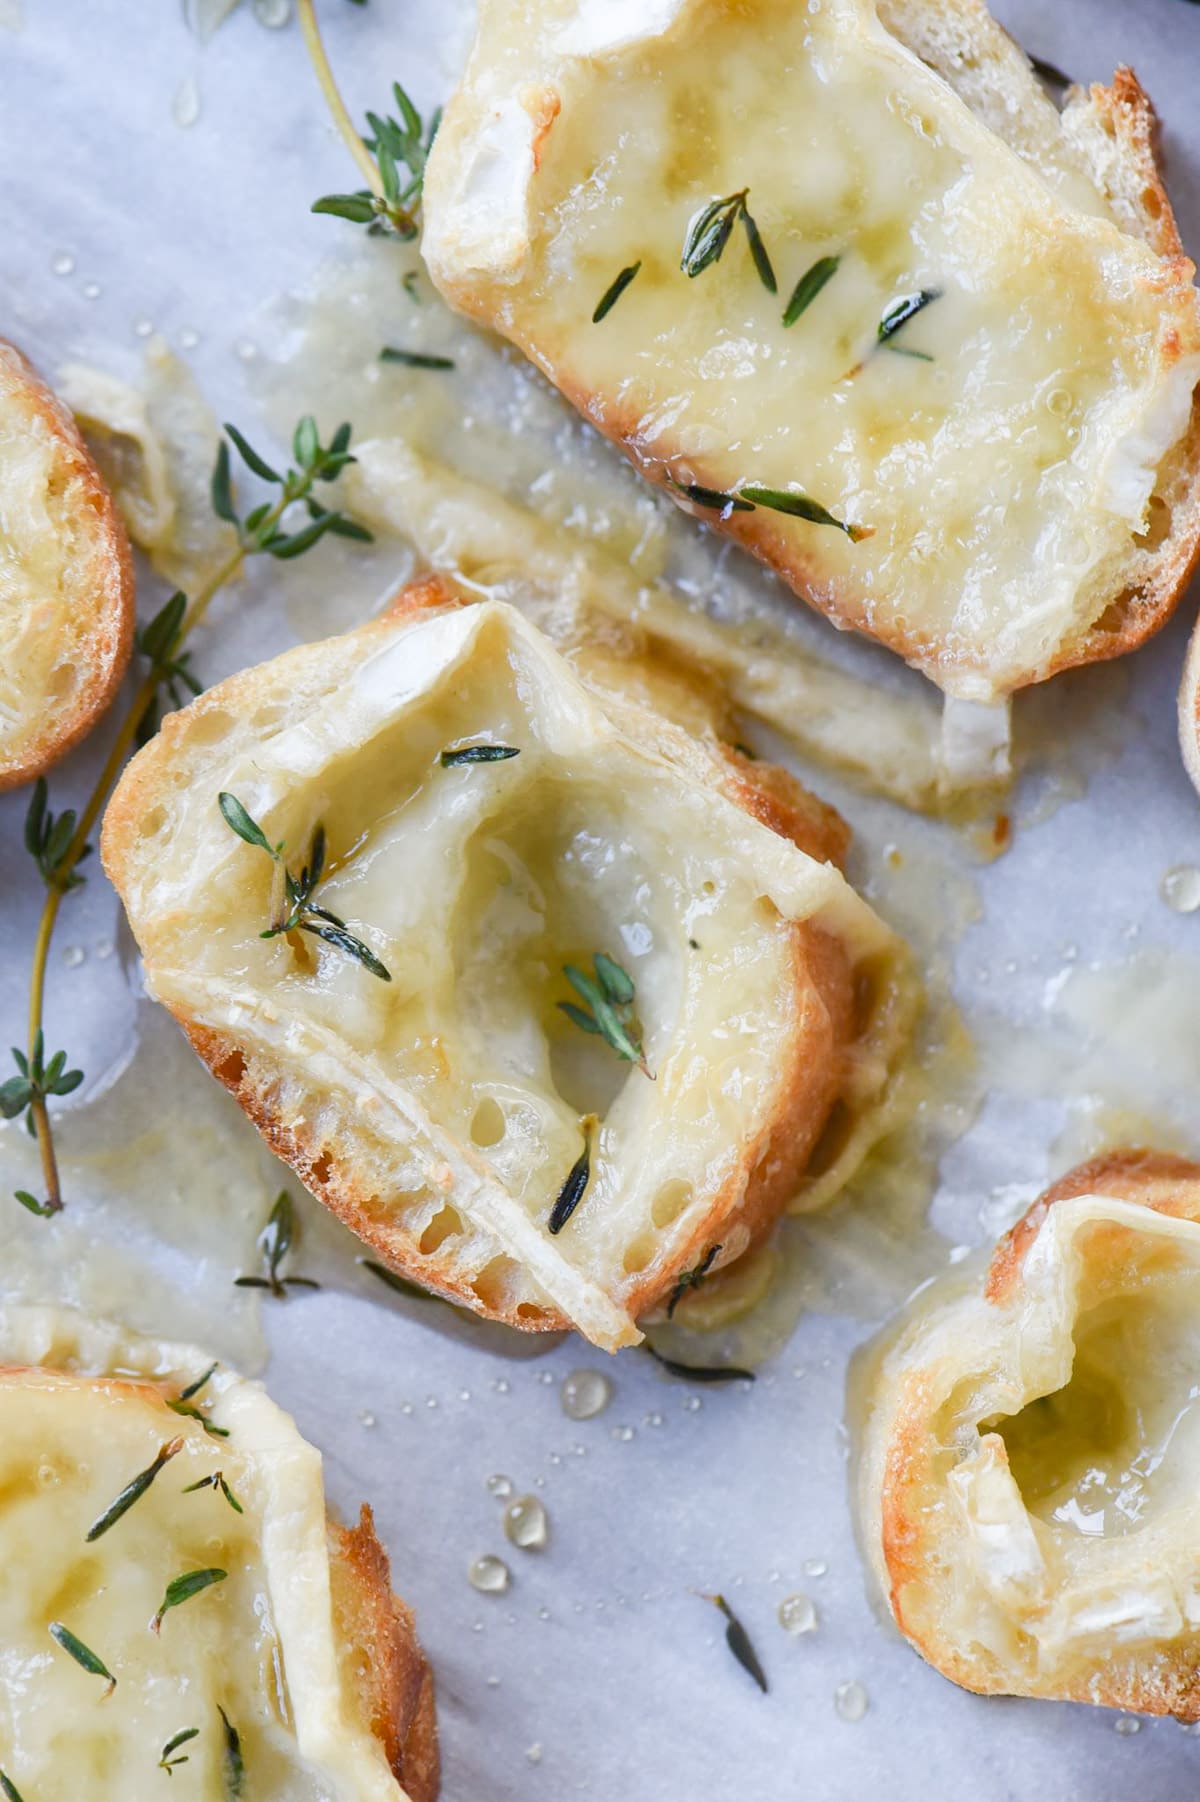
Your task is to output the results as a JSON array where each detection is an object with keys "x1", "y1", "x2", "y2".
[
  {"x1": 102, "y1": 575, "x2": 915, "y2": 1351},
  {"x1": 858, "y1": 1149, "x2": 1200, "y2": 1717},
  {"x1": 422, "y1": 0, "x2": 1200, "y2": 702},
  {"x1": 0, "y1": 341, "x2": 134, "y2": 788},
  {"x1": 0, "y1": 1304, "x2": 437, "y2": 1801}
]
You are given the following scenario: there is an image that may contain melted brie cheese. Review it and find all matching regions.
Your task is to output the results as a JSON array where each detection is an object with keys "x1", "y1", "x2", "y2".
[
  {"x1": 0, "y1": 1307, "x2": 408, "y2": 1801},
  {"x1": 424, "y1": 0, "x2": 1200, "y2": 699}
]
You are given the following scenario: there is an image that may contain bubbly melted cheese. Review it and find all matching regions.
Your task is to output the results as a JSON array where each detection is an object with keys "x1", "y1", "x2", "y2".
[
  {"x1": 111, "y1": 600, "x2": 906, "y2": 1350},
  {"x1": 0, "y1": 412, "x2": 80, "y2": 751},
  {"x1": 0, "y1": 1307, "x2": 407, "y2": 1802},
  {"x1": 424, "y1": 0, "x2": 1200, "y2": 699}
]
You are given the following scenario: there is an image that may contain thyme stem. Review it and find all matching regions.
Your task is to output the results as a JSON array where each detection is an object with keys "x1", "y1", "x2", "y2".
[{"x1": 297, "y1": 0, "x2": 382, "y2": 197}]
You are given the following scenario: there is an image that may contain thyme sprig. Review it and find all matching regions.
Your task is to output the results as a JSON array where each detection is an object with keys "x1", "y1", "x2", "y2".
[
  {"x1": 86, "y1": 1438, "x2": 183, "y2": 1541},
  {"x1": 234, "y1": 1191, "x2": 322, "y2": 1298},
  {"x1": 380, "y1": 347, "x2": 456, "y2": 370},
  {"x1": 13, "y1": 416, "x2": 368, "y2": 1220},
  {"x1": 219, "y1": 1707, "x2": 245, "y2": 1798},
  {"x1": 593, "y1": 261, "x2": 642, "y2": 323},
  {"x1": 49, "y1": 1621, "x2": 116, "y2": 1695},
  {"x1": 135, "y1": 592, "x2": 203, "y2": 746},
  {"x1": 669, "y1": 475, "x2": 869, "y2": 542},
  {"x1": 642, "y1": 1343, "x2": 756, "y2": 1384},
  {"x1": 666, "y1": 1243, "x2": 721, "y2": 1319},
  {"x1": 160, "y1": 1728, "x2": 200, "y2": 1775},
  {"x1": 559, "y1": 954, "x2": 651, "y2": 1076},
  {"x1": 0, "y1": 1774, "x2": 26, "y2": 1801},
  {"x1": 2, "y1": 1031, "x2": 83, "y2": 1216},
  {"x1": 167, "y1": 1363, "x2": 230, "y2": 1440},
  {"x1": 548, "y1": 1115, "x2": 596, "y2": 1236},
  {"x1": 702, "y1": 1593, "x2": 769, "y2": 1694},
  {"x1": 183, "y1": 1470, "x2": 245, "y2": 1514},
  {"x1": 219, "y1": 796, "x2": 392, "y2": 982},
  {"x1": 681, "y1": 190, "x2": 776, "y2": 292},
  {"x1": 782, "y1": 254, "x2": 841, "y2": 327},
  {"x1": 152, "y1": 1568, "x2": 228, "y2": 1635}
]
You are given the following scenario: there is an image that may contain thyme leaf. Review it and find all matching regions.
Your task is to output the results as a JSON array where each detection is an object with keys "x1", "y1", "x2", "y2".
[
  {"x1": 219, "y1": 1707, "x2": 245, "y2": 1798},
  {"x1": 1028, "y1": 52, "x2": 1072, "y2": 90},
  {"x1": 312, "y1": 81, "x2": 439, "y2": 241},
  {"x1": 666, "y1": 1243, "x2": 722, "y2": 1319},
  {"x1": 877, "y1": 288, "x2": 942, "y2": 353},
  {"x1": 360, "y1": 1258, "x2": 438, "y2": 1303},
  {"x1": 641, "y1": 1343, "x2": 756, "y2": 1385},
  {"x1": 681, "y1": 189, "x2": 775, "y2": 291},
  {"x1": 0, "y1": 1774, "x2": 26, "y2": 1801},
  {"x1": 440, "y1": 743, "x2": 521, "y2": 767},
  {"x1": 782, "y1": 254, "x2": 840, "y2": 327},
  {"x1": 380, "y1": 347, "x2": 456, "y2": 370},
  {"x1": 182, "y1": 1470, "x2": 245, "y2": 1514},
  {"x1": 667, "y1": 477, "x2": 754, "y2": 518},
  {"x1": 152, "y1": 1568, "x2": 228, "y2": 1634},
  {"x1": 740, "y1": 201, "x2": 776, "y2": 293},
  {"x1": 548, "y1": 1117, "x2": 595, "y2": 1235},
  {"x1": 593, "y1": 260, "x2": 642, "y2": 323},
  {"x1": 235, "y1": 1191, "x2": 321, "y2": 1298},
  {"x1": 214, "y1": 417, "x2": 372, "y2": 559},
  {"x1": 49, "y1": 1621, "x2": 116, "y2": 1695},
  {"x1": 160, "y1": 1728, "x2": 200, "y2": 1774},
  {"x1": 135, "y1": 592, "x2": 203, "y2": 747},
  {"x1": 167, "y1": 1364, "x2": 230, "y2": 1439},
  {"x1": 23, "y1": 779, "x2": 90, "y2": 892},
  {"x1": 3, "y1": 1030, "x2": 83, "y2": 1217},
  {"x1": 703, "y1": 1593, "x2": 769, "y2": 1693},
  {"x1": 218, "y1": 796, "x2": 392, "y2": 982},
  {"x1": 738, "y1": 485, "x2": 870, "y2": 542},
  {"x1": 86, "y1": 1438, "x2": 184, "y2": 1541},
  {"x1": 559, "y1": 955, "x2": 651, "y2": 1075}
]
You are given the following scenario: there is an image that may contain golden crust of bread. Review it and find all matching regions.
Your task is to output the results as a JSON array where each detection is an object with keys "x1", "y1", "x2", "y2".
[
  {"x1": 103, "y1": 574, "x2": 913, "y2": 1348},
  {"x1": 0, "y1": 340, "x2": 134, "y2": 789},
  {"x1": 331, "y1": 1506, "x2": 440, "y2": 1802},
  {"x1": 863, "y1": 1149, "x2": 1200, "y2": 1718}
]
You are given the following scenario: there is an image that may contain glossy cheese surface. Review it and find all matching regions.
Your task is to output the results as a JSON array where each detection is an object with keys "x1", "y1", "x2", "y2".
[
  {"x1": 0, "y1": 1307, "x2": 406, "y2": 1801},
  {"x1": 424, "y1": 0, "x2": 1200, "y2": 698}
]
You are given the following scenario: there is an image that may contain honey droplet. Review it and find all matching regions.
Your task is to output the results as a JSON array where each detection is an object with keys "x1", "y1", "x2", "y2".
[
  {"x1": 1160, "y1": 865, "x2": 1200, "y2": 915},
  {"x1": 485, "y1": 1473, "x2": 512, "y2": 1498},
  {"x1": 560, "y1": 1368, "x2": 613, "y2": 1420},
  {"x1": 504, "y1": 1494, "x2": 548, "y2": 1550},
  {"x1": 778, "y1": 1593, "x2": 817, "y2": 1635},
  {"x1": 834, "y1": 1680, "x2": 868, "y2": 1722},
  {"x1": 468, "y1": 1555, "x2": 510, "y2": 1595}
]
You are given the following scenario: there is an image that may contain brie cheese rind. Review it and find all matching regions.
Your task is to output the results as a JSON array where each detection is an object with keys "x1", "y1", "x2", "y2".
[
  {"x1": 0, "y1": 1305, "x2": 436, "y2": 1801},
  {"x1": 102, "y1": 578, "x2": 915, "y2": 1352},
  {"x1": 858, "y1": 1150, "x2": 1200, "y2": 1716},
  {"x1": 423, "y1": 0, "x2": 1200, "y2": 701}
]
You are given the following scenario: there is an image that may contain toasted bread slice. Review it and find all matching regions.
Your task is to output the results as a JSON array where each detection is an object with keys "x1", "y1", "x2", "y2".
[
  {"x1": 102, "y1": 575, "x2": 915, "y2": 1351},
  {"x1": 0, "y1": 1304, "x2": 437, "y2": 1800},
  {"x1": 0, "y1": 341, "x2": 134, "y2": 788},
  {"x1": 858, "y1": 1149, "x2": 1200, "y2": 1717},
  {"x1": 423, "y1": 0, "x2": 1200, "y2": 702}
]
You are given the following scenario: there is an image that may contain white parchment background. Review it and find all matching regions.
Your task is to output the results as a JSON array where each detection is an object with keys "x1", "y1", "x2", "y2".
[{"x1": 7, "y1": 2, "x2": 1200, "y2": 1798}]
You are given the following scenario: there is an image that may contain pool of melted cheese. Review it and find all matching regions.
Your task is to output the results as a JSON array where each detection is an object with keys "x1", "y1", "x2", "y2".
[{"x1": 424, "y1": 0, "x2": 1200, "y2": 698}]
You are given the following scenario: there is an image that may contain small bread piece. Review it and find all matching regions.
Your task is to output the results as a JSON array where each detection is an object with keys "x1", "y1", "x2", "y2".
[
  {"x1": 0, "y1": 1304, "x2": 437, "y2": 1800},
  {"x1": 859, "y1": 1149, "x2": 1200, "y2": 1717},
  {"x1": 0, "y1": 341, "x2": 134, "y2": 788},
  {"x1": 102, "y1": 575, "x2": 914, "y2": 1351},
  {"x1": 423, "y1": 0, "x2": 1200, "y2": 702}
]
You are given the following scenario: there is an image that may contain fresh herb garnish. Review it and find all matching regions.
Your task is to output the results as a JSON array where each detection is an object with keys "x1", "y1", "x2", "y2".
[
  {"x1": 219, "y1": 1707, "x2": 245, "y2": 1798},
  {"x1": 702, "y1": 1593, "x2": 769, "y2": 1693},
  {"x1": 782, "y1": 254, "x2": 841, "y2": 327},
  {"x1": 308, "y1": 45, "x2": 439, "y2": 242},
  {"x1": 593, "y1": 260, "x2": 642, "y2": 323},
  {"x1": 681, "y1": 190, "x2": 775, "y2": 292},
  {"x1": 440, "y1": 743, "x2": 521, "y2": 767},
  {"x1": 0, "y1": 1774, "x2": 26, "y2": 1801},
  {"x1": 182, "y1": 1470, "x2": 244, "y2": 1514},
  {"x1": 86, "y1": 1438, "x2": 183, "y2": 1541},
  {"x1": 876, "y1": 288, "x2": 942, "y2": 359},
  {"x1": 167, "y1": 1364, "x2": 230, "y2": 1440},
  {"x1": 380, "y1": 347, "x2": 456, "y2": 370},
  {"x1": 360, "y1": 1258, "x2": 437, "y2": 1302},
  {"x1": 13, "y1": 414, "x2": 368, "y2": 1221},
  {"x1": 666, "y1": 1244, "x2": 721, "y2": 1320},
  {"x1": 559, "y1": 954, "x2": 651, "y2": 1076},
  {"x1": 2, "y1": 1031, "x2": 83, "y2": 1217},
  {"x1": 235, "y1": 1191, "x2": 321, "y2": 1298},
  {"x1": 159, "y1": 1728, "x2": 200, "y2": 1775},
  {"x1": 670, "y1": 478, "x2": 868, "y2": 542},
  {"x1": 219, "y1": 796, "x2": 392, "y2": 982},
  {"x1": 642, "y1": 1343, "x2": 756, "y2": 1384},
  {"x1": 152, "y1": 1568, "x2": 228, "y2": 1635},
  {"x1": 49, "y1": 1622, "x2": 116, "y2": 1695},
  {"x1": 548, "y1": 1117, "x2": 596, "y2": 1236}
]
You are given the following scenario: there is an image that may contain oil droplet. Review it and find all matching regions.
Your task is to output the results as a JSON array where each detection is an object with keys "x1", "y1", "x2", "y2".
[
  {"x1": 538, "y1": 1370, "x2": 555, "y2": 1385},
  {"x1": 1114, "y1": 1716, "x2": 1141, "y2": 1737},
  {"x1": 1161, "y1": 865, "x2": 1200, "y2": 914},
  {"x1": 81, "y1": 282, "x2": 101, "y2": 300},
  {"x1": 62, "y1": 945, "x2": 85, "y2": 969},
  {"x1": 358, "y1": 1410, "x2": 376, "y2": 1428},
  {"x1": 486, "y1": 1675, "x2": 501, "y2": 1688},
  {"x1": 252, "y1": 0, "x2": 291, "y2": 21},
  {"x1": 526, "y1": 1744, "x2": 543, "y2": 1765},
  {"x1": 644, "y1": 1411, "x2": 664, "y2": 1428},
  {"x1": 468, "y1": 1555, "x2": 510, "y2": 1595},
  {"x1": 778, "y1": 1593, "x2": 817, "y2": 1635},
  {"x1": 172, "y1": 75, "x2": 201, "y2": 128},
  {"x1": 537, "y1": 1606, "x2": 550, "y2": 1620},
  {"x1": 610, "y1": 1425, "x2": 635, "y2": 1442},
  {"x1": 51, "y1": 251, "x2": 75, "y2": 276},
  {"x1": 179, "y1": 328, "x2": 200, "y2": 350},
  {"x1": 486, "y1": 1474, "x2": 512, "y2": 1498},
  {"x1": 504, "y1": 1495, "x2": 549, "y2": 1550},
  {"x1": 803, "y1": 1558, "x2": 828, "y2": 1578},
  {"x1": 834, "y1": 1680, "x2": 868, "y2": 1722},
  {"x1": 94, "y1": 939, "x2": 114, "y2": 960},
  {"x1": 236, "y1": 339, "x2": 260, "y2": 362},
  {"x1": 560, "y1": 1368, "x2": 613, "y2": 1420},
  {"x1": 1046, "y1": 386, "x2": 1074, "y2": 417},
  {"x1": 134, "y1": 318, "x2": 154, "y2": 338},
  {"x1": 682, "y1": 1395, "x2": 702, "y2": 1412},
  {"x1": 492, "y1": 1378, "x2": 510, "y2": 1395}
]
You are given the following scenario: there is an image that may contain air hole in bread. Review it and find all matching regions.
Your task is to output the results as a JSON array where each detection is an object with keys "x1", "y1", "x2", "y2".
[
  {"x1": 1134, "y1": 493, "x2": 1171, "y2": 551},
  {"x1": 469, "y1": 1097, "x2": 506, "y2": 1147},
  {"x1": 651, "y1": 1179, "x2": 693, "y2": 1228},
  {"x1": 183, "y1": 708, "x2": 235, "y2": 748},
  {"x1": 138, "y1": 804, "x2": 167, "y2": 839},
  {"x1": 419, "y1": 1204, "x2": 464, "y2": 1255},
  {"x1": 214, "y1": 1047, "x2": 246, "y2": 1087},
  {"x1": 471, "y1": 1256, "x2": 521, "y2": 1309},
  {"x1": 310, "y1": 1150, "x2": 334, "y2": 1185},
  {"x1": 622, "y1": 1230, "x2": 658, "y2": 1275},
  {"x1": 515, "y1": 1303, "x2": 547, "y2": 1322}
]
